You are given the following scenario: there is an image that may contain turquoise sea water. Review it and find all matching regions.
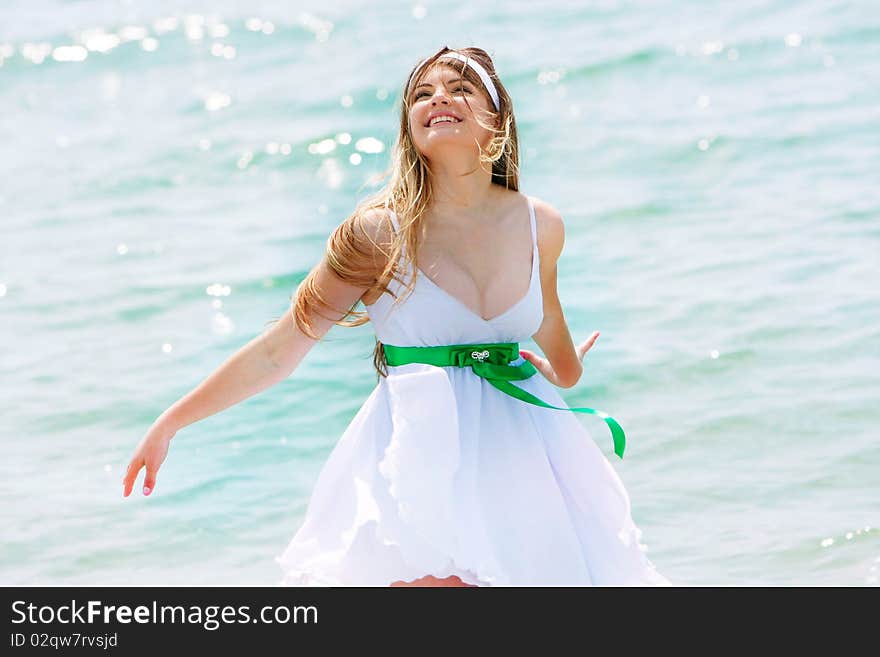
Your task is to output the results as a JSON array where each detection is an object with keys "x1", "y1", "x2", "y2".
[{"x1": 1, "y1": 1, "x2": 878, "y2": 586}]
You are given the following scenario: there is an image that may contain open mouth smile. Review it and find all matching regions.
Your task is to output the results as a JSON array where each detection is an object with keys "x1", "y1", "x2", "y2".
[{"x1": 425, "y1": 115, "x2": 462, "y2": 127}]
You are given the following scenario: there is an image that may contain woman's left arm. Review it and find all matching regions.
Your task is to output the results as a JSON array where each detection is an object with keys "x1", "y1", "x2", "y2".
[{"x1": 519, "y1": 199, "x2": 599, "y2": 388}]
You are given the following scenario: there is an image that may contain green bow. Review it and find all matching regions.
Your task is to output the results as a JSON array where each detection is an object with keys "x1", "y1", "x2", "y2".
[{"x1": 382, "y1": 342, "x2": 626, "y2": 459}]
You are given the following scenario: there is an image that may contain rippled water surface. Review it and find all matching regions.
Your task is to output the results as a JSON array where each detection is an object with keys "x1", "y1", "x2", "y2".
[{"x1": 1, "y1": 0, "x2": 878, "y2": 585}]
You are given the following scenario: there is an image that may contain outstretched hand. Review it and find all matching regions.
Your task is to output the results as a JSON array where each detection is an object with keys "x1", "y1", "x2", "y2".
[
  {"x1": 122, "y1": 421, "x2": 176, "y2": 497},
  {"x1": 518, "y1": 331, "x2": 600, "y2": 388}
]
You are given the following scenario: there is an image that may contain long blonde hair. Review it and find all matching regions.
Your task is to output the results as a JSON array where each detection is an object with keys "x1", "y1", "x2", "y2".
[{"x1": 269, "y1": 45, "x2": 521, "y2": 381}]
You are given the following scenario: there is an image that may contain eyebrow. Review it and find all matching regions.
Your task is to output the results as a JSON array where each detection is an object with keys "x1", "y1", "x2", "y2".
[{"x1": 413, "y1": 77, "x2": 467, "y2": 90}]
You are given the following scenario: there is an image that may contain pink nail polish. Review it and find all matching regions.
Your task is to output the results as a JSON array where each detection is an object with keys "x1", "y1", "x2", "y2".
[{"x1": 143, "y1": 486, "x2": 151, "y2": 495}]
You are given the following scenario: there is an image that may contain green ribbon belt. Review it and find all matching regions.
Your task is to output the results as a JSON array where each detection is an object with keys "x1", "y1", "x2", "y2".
[{"x1": 382, "y1": 341, "x2": 626, "y2": 459}]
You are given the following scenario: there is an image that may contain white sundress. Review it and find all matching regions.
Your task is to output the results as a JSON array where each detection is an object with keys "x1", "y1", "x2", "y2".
[{"x1": 275, "y1": 193, "x2": 671, "y2": 586}]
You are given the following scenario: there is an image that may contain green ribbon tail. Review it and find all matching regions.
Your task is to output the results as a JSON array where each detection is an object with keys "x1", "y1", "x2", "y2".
[{"x1": 485, "y1": 378, "x2": 626, "y2": 460}]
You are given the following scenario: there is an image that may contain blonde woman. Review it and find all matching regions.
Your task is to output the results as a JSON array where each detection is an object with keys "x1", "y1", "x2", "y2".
[{"x1": 123, "y1": 45, "x2": 670, "y2": 587}]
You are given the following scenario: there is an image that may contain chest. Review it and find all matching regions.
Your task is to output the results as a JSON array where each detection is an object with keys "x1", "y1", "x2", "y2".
[{"x1": 414, "y1": 218, "x2": 534, "y2": 316}]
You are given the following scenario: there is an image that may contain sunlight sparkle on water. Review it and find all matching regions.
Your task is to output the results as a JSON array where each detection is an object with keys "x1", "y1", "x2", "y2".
[
  {"x1": 82, "y1": 31, "x2": 120, "y2": 53},
  {"x1": 355, "y1": 137, "x2": 384, "y2": 154},
  {"x1": 52, "y1": 45, "x2": 88, "y2": 62},
  {"x1": 206, "y1": 284, "x2": 232, "y2": 296},
  {"x1": 204, "y1": 92, "x2": 231, "y2": 112},
  {"x1": 309, "y1": 139, "x2": 336, "y2": 155},
  {"x1": 118, "y1": 25, "x2": 148, "y2": 42},
  {"x1": 184, "y1": 15, "x2": 206, "y2": 40},
  {"x1": 317, "y1": 158, "x2": 344, "y2": 188},
  {"x1": 298, "y1": 13, "x2": 333, "y2": 42},
  {"x1": 22, "y1": 42, "x2": 52, "y2": 64},
  {"x1": 212, "y1": 312, "x2": 234, "y2": 335},
  {"x1": 152, "y1": 17, "x2": 179, "y2": 34},
  {"x1": 701, "y1": 41, "x2": 724, "y2": 55}
]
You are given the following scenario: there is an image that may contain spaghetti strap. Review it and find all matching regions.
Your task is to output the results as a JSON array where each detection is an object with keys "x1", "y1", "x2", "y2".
[
  {"x1": 384, "y1": 203, "x2": 401, "y2": 235},
  {"x1": 526, "y1": 195, "x2": 538, "y2": 259}
]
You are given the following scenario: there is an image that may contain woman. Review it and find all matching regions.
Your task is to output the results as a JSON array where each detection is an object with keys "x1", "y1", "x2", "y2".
[{"x1": 123, "y1": 45, "x2": 670, "y2": 587}]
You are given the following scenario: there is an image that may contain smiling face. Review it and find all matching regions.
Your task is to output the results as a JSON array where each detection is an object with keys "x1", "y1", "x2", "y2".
[{"x1": 407, "y1": 62, "x2": 498, "y2": 160}]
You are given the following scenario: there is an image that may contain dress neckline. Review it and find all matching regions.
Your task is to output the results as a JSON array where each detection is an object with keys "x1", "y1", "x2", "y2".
[{"x1": 391, "y1": 193, "x2": 539, "y2": 323}]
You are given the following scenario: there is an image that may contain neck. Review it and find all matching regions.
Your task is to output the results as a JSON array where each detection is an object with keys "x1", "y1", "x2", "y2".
[{"x1": 426, "y1": 152, "x2": 496, "y2": 220}]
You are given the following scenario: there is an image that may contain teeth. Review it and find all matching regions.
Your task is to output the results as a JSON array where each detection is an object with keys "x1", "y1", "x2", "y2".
[{"x1": 429, "y1": 116, "x2": 459, "y2": 126}]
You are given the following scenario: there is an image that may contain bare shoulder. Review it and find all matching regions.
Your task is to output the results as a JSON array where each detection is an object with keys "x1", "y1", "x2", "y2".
[
  {"x1": 529, "y1": 195, "x2": 565, "y2": 265},
  {"x1": 352, "y1": 206, "x2": 396, "y2": 255},
  {"x1": 330, "y1": 205, "x2": 396, "y2": 285},
  {"x1": 343, "y1": 205, "x2": 397, "y2": 304}
]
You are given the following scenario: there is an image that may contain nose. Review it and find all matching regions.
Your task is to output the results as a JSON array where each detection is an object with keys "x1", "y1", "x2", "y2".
[{"x1": 430, "y1": 86, "x2": 453, "y2": 104}]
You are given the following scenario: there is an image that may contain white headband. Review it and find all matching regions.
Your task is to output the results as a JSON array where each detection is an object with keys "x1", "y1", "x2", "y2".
[{"x1": 412, "y1": 51, "x2": 500, "y2": 112}]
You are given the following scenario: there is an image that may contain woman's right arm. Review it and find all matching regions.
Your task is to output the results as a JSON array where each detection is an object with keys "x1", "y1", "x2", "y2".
[{"x1": 122, "y1": 209, "x2": 392, "y2": 498}]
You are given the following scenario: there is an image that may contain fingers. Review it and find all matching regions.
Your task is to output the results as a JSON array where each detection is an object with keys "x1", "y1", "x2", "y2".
[
  {"x1": 520, "y1": 349, "x2": 548, "y2": 369},
  {"x1": 122, "y1": 458, "x2": 157, "y2": 497},
  {"x1": 520, "y1": 349, "x2": 555, "y2": 381},
  {"x1": 143, "y1": 466, "x2": 158, "y2": 496},
  {"x1": 122, "y1": 459, "x2": 142, "y2": 498},
  {"x1": 578, "y1": 332, "x2": 600, "y2": 358}
]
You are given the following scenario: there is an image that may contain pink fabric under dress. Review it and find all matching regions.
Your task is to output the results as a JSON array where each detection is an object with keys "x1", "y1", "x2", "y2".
[{"x1": 274, "y1": 192, "x2": 670, "y2": 586}]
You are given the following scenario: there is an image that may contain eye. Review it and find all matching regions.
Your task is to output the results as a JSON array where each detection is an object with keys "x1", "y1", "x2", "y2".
[{"x1": 414, "y1": 85, "x2": 470, "y2": 99}]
